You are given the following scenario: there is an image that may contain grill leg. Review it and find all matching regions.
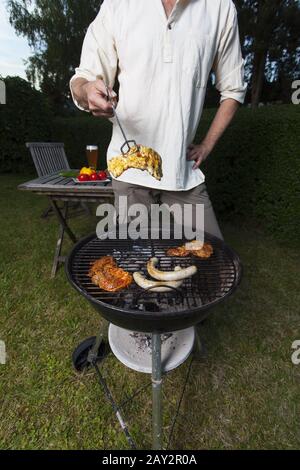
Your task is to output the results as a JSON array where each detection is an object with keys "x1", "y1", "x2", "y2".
[
  {"x1": 87, "y1": 322, "x2": 110, "y2": 365},
  {"x1": 93, "y1": 362, "x2": 136, "y2": 449},
  {"x1": 152, "y1": 333, "x2": 163, "y2": 450},
  {"x1": 88, "y1": 333, "x2": 104, "y2": 365}
]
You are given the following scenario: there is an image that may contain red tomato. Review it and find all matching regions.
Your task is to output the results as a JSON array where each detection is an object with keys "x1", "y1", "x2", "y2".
[
  {"x1": 78, "y1": 174, "x2": 90, "y2": 182},
  {"x1": 98, "y1": 171, "x2": 107, "y2": 181},
  {"x1": 90, "y1": 173, "x2": 99, "y2": 181}
]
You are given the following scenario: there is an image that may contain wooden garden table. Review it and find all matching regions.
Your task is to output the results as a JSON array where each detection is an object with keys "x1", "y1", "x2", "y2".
[{"x1": 18, "y1": 171, "x2": 114, "y2": 278}]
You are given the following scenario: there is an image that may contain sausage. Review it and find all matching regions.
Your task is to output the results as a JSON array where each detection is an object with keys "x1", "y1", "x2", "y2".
[
  {"x1": 147, "y1": 257, "x2": 197, "y2": 281},
  {"x1": 133, "y1": 268, "x2": 184, "y2": 292}
]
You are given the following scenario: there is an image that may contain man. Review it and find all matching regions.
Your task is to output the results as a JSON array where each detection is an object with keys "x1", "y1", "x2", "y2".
[{"x1": 70, "y1": 0, "x2": 247, "y2": 239}]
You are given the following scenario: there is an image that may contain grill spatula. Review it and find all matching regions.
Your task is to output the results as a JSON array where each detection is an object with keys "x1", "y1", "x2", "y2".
[{"x1": 105, "y1": 85, "x2": 139, "y2": 156}]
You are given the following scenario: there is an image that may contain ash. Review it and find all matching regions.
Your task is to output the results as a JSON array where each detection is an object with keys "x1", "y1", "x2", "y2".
[{"x1": 130, "y1": 332, "x2": 173, "y2": 353}]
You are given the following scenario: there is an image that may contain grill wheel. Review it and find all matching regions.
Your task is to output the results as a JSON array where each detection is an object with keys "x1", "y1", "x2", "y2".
[{"x1": 72, "y1": 337, "x2": 109, "y2": 372}]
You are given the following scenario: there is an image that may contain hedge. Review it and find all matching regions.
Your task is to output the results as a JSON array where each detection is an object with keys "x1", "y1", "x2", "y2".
[
  {"x1": 199, "y1": 104, "x2": 300, "y2": 246},
  {"x1": 52, "y1": 116, "x2": 112, "y2": 170},
  {"x1": 0, "y1": 77, "x2": 53, "y2": 173},
  {"x1": 0, "y1": 77, "x2": 299, "y2": 245}
]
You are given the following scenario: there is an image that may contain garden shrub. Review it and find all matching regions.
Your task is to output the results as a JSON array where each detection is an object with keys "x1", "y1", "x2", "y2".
[
  {"x1": 198, "y1": 105, "x2": 300, "y2": 245},
  {"x1": 0, "y1": 76, "x2": 53, "y2": 173},
  {"x1": 52, "y1": 115, "x2": 112, "y2": 170}
]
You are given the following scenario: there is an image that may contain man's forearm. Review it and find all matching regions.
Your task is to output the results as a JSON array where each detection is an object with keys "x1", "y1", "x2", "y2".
[
  {"x1": 202, "y1": 98, "x2": 239, "y2": 152},
  {"x1": 187, "y1": 98, "x2": 240, "y2": 169}
]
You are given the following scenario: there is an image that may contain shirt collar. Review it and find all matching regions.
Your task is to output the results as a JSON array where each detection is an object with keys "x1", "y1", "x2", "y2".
[{"x1": 157, "y1": 0, "x2": 189, "y2": 25}]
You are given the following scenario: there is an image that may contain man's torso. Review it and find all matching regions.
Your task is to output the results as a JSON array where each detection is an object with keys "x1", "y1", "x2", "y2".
[{"x1": 106, "y1": 0, "x2": 232, "y2": 191}]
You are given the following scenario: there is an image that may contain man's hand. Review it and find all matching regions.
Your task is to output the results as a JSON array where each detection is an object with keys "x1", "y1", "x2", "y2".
[
  {"x1": 187, "y1": 143, "x2": 211, "y2": 170},
  {"x1": 83, "y1": 80, "x2": 116, "y2": 117},
  {"x1": 71, "y1": 77, "x2": 117, "y2": 118}
]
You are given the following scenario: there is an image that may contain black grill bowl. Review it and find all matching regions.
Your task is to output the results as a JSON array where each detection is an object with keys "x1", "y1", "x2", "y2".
[{"x1": 65, "y1": 232, "x2": 243, "y2": 333}]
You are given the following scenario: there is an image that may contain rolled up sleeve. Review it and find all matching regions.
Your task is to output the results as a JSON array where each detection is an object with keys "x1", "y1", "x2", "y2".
[
  {"x1": 70, "y1": 0, "x2": 118, "y2": 110},
  {"x1": 213, "y1": 3, "x2": 247, "y2": 104}
]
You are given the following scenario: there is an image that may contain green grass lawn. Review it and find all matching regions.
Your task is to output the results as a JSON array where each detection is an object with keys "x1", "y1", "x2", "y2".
[{"x1": 0, "y1": 174, "x2": 299, "y2": 450}]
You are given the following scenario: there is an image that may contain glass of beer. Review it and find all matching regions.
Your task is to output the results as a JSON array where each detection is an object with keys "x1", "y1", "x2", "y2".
[{"x1": 86, "y1": 145, "x2": 99, "y2": 170}]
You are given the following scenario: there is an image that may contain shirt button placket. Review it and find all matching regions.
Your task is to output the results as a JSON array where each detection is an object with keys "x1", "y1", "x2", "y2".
[{"x1": 164, "y1": 23, "x2": 173, "y2": 63}]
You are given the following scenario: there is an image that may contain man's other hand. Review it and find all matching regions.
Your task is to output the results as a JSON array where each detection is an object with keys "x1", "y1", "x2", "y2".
[{"x1": 187, "y1": 143, "x2": 211, "y2": 170}]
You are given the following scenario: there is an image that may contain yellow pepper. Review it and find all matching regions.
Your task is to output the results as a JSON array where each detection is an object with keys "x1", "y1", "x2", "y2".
[{"x1": 80, "y1": 167, "x2": 96, "y2": 176}]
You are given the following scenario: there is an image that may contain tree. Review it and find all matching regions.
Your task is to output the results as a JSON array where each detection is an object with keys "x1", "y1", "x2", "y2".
[
  {"x1": 7, "y1": 0, "x2": 102, "y2": 109},
  {"x1": 235, "y1": 0, "x2": 300, "y2": 107}
]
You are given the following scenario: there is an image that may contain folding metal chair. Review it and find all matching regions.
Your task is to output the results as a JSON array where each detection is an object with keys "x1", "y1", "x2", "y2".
[{"x1": 26, "y1": 142, "x2": 70, "y2": 177}]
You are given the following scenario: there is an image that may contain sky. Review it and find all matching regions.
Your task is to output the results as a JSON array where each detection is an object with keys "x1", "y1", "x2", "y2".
[{"x1": 0, "y1": 0, "x2": 31, "y2": 79}]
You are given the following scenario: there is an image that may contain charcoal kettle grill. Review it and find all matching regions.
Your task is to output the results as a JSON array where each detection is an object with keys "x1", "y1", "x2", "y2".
[{"x1": 66, "y1": 229, "x2": 242, "y2": 449}]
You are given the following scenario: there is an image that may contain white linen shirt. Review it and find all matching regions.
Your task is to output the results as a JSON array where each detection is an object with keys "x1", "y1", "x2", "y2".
[{"x1": 71, "y1": 0, "x2": 247, "y2": 191}]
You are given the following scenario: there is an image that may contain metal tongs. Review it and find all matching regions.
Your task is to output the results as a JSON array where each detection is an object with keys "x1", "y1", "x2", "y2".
[{"x1": 105, "y1": 85, "x2": 139, "y2": 156}]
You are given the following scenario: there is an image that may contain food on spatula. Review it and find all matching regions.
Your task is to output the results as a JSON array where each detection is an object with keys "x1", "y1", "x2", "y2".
[
  {"x1": 108, "y1": 145, "x2": 163, "y2": 181},
  {"x1": 133, "y1": 267, "x2": 184, "y2": 293},
  {"x1": 88, "y1": 256, "x2": 133, "y2": 292},
  {"x1": 147, "y1": 257, "x2": 197, "y2": 281},
  {"x1": 166, "y1": 242, "x2": 214, "y2": 259}
]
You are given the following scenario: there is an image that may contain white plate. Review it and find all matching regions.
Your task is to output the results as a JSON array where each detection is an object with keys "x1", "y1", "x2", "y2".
[{"x1": 72, "y1": 178, "x2": 111, "y2": 184}]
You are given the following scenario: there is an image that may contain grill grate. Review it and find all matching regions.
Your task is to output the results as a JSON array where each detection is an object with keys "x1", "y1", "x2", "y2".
[{"x1": 68, "y1": 233, "x2": 241, "y2": 316}]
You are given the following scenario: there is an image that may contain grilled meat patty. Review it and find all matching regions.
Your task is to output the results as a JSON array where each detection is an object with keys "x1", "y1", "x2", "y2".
[
  {"x1": 166, "y1": 246, "x2": 189, "y2": 257},
  {"x1": 166, "y1": 243, "x2": 213, "y2": 259},
  {"x1": 88, "y1": 256, "x2": 133, "y2": 292},
  {"x1": 192, "y1": 243, "x2": 214, "y2": 259}
]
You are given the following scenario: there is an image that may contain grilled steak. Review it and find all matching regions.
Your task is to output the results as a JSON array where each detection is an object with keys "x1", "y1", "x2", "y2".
[{"x1": 89, "y1": 256, "x2": 133, "y2": 292}]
